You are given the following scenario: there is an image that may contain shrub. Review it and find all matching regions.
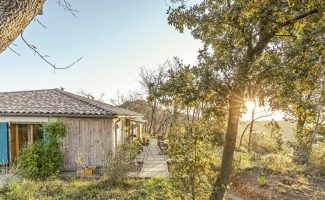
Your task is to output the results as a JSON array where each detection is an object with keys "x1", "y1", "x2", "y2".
[
  {"x1": 16, "y1": 120, "x2": 66, "y2": 180},
  {"x1": 309, "y1": 142, "x2": 325, "y2": 175},
  {"x1": 102, "y1": 140, "x2": 139, "y2": 185},
  {"x1": 257, "y1": 175, "x2": 267, "y2": 186},
  {"x1": 43, "y1": 119, "x2": 67, "y2": 142},
  {"x1": 258, "y1": 153, "x2": 300, "y2": 173},
  {"x1": 168, "y1": 122, "x2": 220, "y2": 200},
  {"x1": 250, "y1": 131, "x2": 282, "y2": 155}
]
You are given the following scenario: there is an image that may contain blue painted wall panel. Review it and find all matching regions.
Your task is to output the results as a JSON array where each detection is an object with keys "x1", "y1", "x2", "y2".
[{"x1": 0, "y1": 122, "x2": 9, "y2": 163}]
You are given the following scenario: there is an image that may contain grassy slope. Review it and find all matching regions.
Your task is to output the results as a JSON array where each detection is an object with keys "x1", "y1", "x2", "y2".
[{"x1": 238, "y1": 120, "x2": 296, "y2": 140}]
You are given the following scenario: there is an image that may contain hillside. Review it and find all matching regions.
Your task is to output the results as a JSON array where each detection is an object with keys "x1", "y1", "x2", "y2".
[{"x1": 238, "y1": 120, "x2": 296, "y2": 140}]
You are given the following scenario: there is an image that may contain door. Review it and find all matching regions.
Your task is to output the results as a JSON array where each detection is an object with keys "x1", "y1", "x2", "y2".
[{"x1": 0, "y1": 122, "x2": 9, "y2": 164}]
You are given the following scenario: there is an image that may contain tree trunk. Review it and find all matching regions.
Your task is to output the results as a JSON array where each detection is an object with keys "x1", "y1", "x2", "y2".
[
  {"x1": 248, "y1": 102, "x2": 256, "y2": 152},
  {"x1": 148, "y1": 99, "x2": 157, "y2": 135},
  {"x1": 296, "y1": 115, "x2": 306, "y2": 142},
  {"x1": 0, "y1": 0, "x2": 46, "y2": 53},
  {"x1": 210, "y1": 90, "x2": 243, "y2": 200},
  {"x1": 294, "y1": 113, "x2": 308, "y2": 163},
  {"x1": 307, "y1": 112, "x2": 321, "y2": 162}
]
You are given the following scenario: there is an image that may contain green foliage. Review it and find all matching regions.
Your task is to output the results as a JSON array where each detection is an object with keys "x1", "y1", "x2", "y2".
[
  {"x1": 16, "y1": 120, "x2": 66, "y2": 180},
  {"x1": 168, "y1": 1, "x2": 325, "y2": 198},
  {"x1": 43, "y1": 120, "x2": 67, "y2": 142},
  {"x1": 233, "y1": 151, "x2": 254, "y2": 170},
  {"x1": 265, "y1": 120, "x2": 284, "y2": 151},
  {"x1": 168, "y1": 121, "x2": 221, "y2": 199},
  {"x1": 250, "y1": 131, "x2": 282, "y2": 155},
  {"x1": 310, "y1": 143, "x2": 325, "y2": 176},
  {"x1": 257, "y1": 176, "x2": 267, "y2": 186},
  {"x1": 258, "y1": 153, "x2": 300, "y2": 174},
  {"x1": 102, "y1": 140, "x2": 139, "y2": 185}
]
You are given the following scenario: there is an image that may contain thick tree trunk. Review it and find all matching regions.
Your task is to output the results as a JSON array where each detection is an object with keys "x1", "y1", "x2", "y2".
[
  {"x1": 0, "y1": 0, "x2": 45, "y2": 53},
  {"x1": 210, "y1": 90, "x2": 243, "y2": 200}
]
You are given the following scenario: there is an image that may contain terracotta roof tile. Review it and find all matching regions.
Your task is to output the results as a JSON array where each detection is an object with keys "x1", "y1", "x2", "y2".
[{"x1": 0, "y1": 89, "x2": 143, "y2": 117}]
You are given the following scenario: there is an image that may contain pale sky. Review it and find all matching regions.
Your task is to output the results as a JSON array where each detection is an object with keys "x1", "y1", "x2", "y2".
[
  {"x1": 241, "y1": 102, "x2": 285, "y2": 121},
  {"x1": 0, "y1": 0, "x2": 285, "y2": 121},
  {"x1": 0, "y1": 0, "x2": 201, "y2": 99}
]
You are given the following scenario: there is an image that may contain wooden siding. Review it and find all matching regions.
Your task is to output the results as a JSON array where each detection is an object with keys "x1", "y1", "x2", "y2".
[{"x1": 58, "y1": 118, "x2": 115, "y2": 169}]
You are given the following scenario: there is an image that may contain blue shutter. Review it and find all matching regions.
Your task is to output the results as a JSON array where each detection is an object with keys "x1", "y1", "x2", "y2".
[{"x1": 0, "y1": 122, "x2": 9, "y2": 164}]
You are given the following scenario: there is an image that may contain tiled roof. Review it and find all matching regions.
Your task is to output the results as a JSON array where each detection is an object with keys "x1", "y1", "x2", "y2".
[{"x1": 0, "y1": 89, "x2": 143, "y2": 117}]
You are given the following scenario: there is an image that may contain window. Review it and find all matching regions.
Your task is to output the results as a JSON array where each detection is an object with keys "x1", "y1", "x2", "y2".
[
  {"x1": 18, "y1": 124, "x2": 28, "y2": 147},
  {"x1": 17, "y1": 124, "x2": 43, "y2": 147},
  {"x1": 32, "y1": 124, "x2": 43, "y2": 141}
]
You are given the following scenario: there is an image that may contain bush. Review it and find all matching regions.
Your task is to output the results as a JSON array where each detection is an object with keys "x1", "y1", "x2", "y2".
[
  {"x1": 43, "y1": 119, "x2": 67, "y2": 141},
  {"x1": 16, "y1": 120, "x2": 66, "y2": 180},
  {"x1": 257, "y1": 175, "x2": 267, "y2": 186},
  {"x1": 251, "y1": 131, "x2": 282, "y2": 155},
  {"x1": 102, "y1": 140, "x2": 139, "y2": 185},
  {"x1": 168, "y1": 122, "x2": 220, "y2": 200},
  {"x1": 310, "y1": 142, "x2": 325, "y2": 175},
  {"x1": 258, "y1": 153, "x2": 300, "y2": 173}
]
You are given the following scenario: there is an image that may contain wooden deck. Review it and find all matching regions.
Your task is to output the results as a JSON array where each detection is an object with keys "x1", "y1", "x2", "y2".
[{"x1": 138, "y1": 139, "x2": 169, "y2": 178}]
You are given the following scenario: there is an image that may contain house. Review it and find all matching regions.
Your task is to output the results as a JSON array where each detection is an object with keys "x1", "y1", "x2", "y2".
[{"x1": 0, "y1": 89, "x2": 145, "y2": 169}]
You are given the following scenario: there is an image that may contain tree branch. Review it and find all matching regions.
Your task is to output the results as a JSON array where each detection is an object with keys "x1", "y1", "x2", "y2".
[
  {"x1": 8, "y1": 46, "x2": 21, "y2": 56},
  {"x1": 21, "y1": 33, "x2": 83, "y2": 70},
  {"x1": 251, "y1": 8, "x2": 319, "y2": 59},
  {"x1": 239, "y1": 112, "x2": 275, "y2": 148},
  {"x1": 58, "y1": 0, "x2": 79, "y2": 18},
  {"x1": 33, "y1": 18, "x2": 47, "y2": 29},
  {"x1": 280, "y1": 8, "x2": 319, "y2": 27}
]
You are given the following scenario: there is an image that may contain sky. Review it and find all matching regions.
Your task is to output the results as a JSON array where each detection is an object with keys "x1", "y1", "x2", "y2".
[
  {"x1": 0, "y1": 0, "x2": 201, "y2": 99},
  {"x1": 0, "y1": 0, "x2": 284, "y2": 121}
]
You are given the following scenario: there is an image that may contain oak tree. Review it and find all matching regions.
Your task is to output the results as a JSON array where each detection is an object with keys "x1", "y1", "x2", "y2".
[{"x1": 168, "y1": 1, "x2": 325, "y2": 199}]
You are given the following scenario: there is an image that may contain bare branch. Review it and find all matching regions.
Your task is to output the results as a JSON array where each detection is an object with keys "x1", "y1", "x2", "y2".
[
  {"x1": 8, "y1": 46, "x2": 21, "y2": 56},
  {"x1": 239, "y1": 111, "x2": 275, "y2": 148},
  {"x1": 33, "y1": 18, "x2": 47, "y2": 29},
  {"x1": 20, "y1": 33, "x2": 83, "y2": 70},
  {"x1": 58, "y1": 0, "x2": 79, "y2": 18}
]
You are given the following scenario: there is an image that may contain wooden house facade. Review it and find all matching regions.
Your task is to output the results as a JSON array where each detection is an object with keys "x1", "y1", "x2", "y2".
[{"x1": 0, "y1": 89, "x2": 144, "y2": 169}]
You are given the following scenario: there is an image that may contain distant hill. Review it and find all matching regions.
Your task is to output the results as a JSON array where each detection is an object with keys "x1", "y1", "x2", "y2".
[{"x1": 238, "y1": 120, "x2": 296, "y2": 140}]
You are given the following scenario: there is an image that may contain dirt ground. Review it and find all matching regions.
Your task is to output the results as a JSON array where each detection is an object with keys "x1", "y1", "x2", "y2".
[{"x1": 230, "y1": 168, "x2": 325, "y2": 200}]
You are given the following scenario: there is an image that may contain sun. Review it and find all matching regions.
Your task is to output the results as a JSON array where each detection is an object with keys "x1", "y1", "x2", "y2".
[{"x1": 245, "y1": 100, "x2": 256, "y2": 112}]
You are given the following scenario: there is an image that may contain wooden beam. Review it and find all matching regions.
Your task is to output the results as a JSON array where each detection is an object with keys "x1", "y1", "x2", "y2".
[
  {"x1": 11, "y1": 122, "x2": 42, "y2": 125},
  {"x1": 15, "y1": 125, "x2": 19, "y2": 157},
  {"x1": 30, "y1": 125, "x2": 34, "y2": 144},
  {"x1": 8, "y1": 123, "x2": 11, "y2": 164}
]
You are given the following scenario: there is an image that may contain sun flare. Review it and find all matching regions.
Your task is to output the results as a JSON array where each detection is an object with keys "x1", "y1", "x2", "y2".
[{"x1": 245, "y1": 100, "x2": 256, "y2": 112}]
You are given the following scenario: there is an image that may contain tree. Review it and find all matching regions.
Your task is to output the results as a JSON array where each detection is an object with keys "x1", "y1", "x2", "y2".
[
  {"x1": 153, "y1": 58, "x2": 226, "y2": 199},
  {"x1": 0, "y1": 0, "x2": 45, "y2": 53},
  {"x1": 0, "y1": 0, "x2": 81, "y2": 69},
  {"x1": 139, "y1": 64, "x2": 170, "y2": 135},
  {"x1": 264, "y1": 21, "x2": 325, "y2": 163},
  {"x1": 168, "y1": 1, "x2": 324, "y2": 199},
  {"x1": 78, "y1": 90, "x2": 105, "y2": 102}
]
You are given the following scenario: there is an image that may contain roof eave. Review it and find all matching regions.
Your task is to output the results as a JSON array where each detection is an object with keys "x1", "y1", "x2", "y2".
[{"x1": 0, "y1": 113, "x2": 117, "y2": 119}]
